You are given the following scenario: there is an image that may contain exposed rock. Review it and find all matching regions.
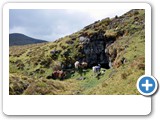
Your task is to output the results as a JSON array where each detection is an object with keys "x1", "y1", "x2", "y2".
[
  {"x1": 77, "y1": 30, "x2": 116, "y2": 68},
  {"x1": 79, "y1": 36, "x2": 90, "y2": 45}
]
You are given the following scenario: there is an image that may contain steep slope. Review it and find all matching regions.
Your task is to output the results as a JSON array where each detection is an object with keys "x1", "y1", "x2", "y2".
[
  {"x1": 9, "y1": 9, "x2": 145, "y2": 95},
  {"x1": 9, "y1": 33, "x2": 47, "y2": 46}
]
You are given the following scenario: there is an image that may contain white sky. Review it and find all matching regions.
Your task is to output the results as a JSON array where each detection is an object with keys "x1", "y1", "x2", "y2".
[{"x1": 9, "y1": 9, "x2": 131, "y2": 41}]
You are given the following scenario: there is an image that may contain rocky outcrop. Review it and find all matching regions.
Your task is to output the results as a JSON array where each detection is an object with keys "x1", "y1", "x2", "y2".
[{"x1": 77, "y1": 30, "x2": 117, "y2": 68}]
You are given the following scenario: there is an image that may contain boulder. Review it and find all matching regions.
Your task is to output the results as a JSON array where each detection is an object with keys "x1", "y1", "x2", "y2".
[{"x1": 79, "y1": 36, "x2": 90, "y2": 44}]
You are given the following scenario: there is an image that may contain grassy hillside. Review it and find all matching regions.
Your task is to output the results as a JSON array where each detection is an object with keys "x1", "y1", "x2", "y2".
[{"x1": 9, "y1": 9, "x2": 145, "y2": 95}]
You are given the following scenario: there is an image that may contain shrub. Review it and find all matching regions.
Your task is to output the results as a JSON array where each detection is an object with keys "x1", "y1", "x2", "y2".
[
  {"x1": 137, "y1": 63, "x2": 145, "y2": 70},
  {"x1": 40, "y1": 58, "x2": 52, "y2": 68},
  {"x1": 9, "y1": 74, "x2": 29, "y2": 95},
  {"x1": 104, "y1": 30, "x2": 117, "y2": 38},
  {"x1": 53, "y1": 62, "x2": 62, "y2": 71},
  {"x1": 121, "y1": 72, "x2": 127, "y2": 79},
  {"x1": 100, "y1": 17, "x2": 111, "y2": 26}
]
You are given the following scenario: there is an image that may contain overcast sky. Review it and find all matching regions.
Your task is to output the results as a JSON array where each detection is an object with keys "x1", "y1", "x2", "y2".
[{"x1": 9, "y1": 9, "x2": 130, "y2": 41}]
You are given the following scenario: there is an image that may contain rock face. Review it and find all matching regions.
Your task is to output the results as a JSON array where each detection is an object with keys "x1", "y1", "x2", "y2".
[{"x1": 78, "y1": 30, "x2": 116, "y2": 68}]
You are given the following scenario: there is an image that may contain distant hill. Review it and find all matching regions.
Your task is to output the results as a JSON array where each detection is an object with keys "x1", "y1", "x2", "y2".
[{"x1": 9, "y1": 33, "x2": 47, "y2": 46}]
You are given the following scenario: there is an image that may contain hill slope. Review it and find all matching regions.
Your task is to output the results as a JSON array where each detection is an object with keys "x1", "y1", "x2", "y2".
[
  {"x1": 9, "y1": 33, "x2": 47, "y2": 46},
  {"x1": 9, "y1": 9, "x2": 145, "y2": 95}
]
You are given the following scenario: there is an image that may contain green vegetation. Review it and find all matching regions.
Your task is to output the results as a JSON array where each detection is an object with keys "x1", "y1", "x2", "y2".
[{"x1": 9, "y1": 9, "x2": 145, "y2": 95}]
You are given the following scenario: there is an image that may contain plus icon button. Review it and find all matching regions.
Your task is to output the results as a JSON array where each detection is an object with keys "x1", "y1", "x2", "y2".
[
  {"x1": 142, "y1": 80, "x2": 153, "y2": 91},
  {"x1": 137, "y1": 75, "x2": 158, "y2": 96}
]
